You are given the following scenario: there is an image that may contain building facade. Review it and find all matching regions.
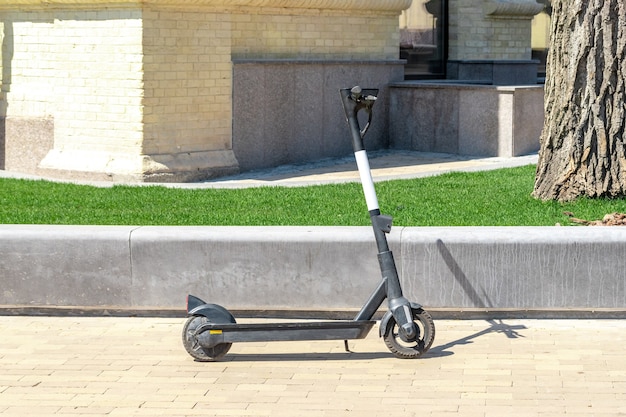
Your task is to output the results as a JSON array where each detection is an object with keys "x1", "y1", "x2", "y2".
[{"x1": 0, "y1": 0, "x2": 547, "y2": 182}]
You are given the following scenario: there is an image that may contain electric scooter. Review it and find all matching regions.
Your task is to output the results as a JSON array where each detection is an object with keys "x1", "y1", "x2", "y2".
[{"x1": 182, "y1": 86, "x2": 435, "y2": 361}]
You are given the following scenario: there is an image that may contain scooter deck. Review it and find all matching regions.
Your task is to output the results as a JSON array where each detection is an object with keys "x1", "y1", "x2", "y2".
[{"x1": 196, "y1": 320, "x2": 375, "y2": 345}]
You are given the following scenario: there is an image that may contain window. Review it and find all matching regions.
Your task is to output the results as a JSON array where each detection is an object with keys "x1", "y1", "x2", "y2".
[{"x1": 399, "y1": 0, "x2": 447, "y2": 79}]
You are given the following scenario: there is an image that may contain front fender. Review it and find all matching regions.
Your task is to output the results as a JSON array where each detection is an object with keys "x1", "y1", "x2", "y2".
[{"x1": 379, "y1": 302, "x2": 423, "y2": 337}]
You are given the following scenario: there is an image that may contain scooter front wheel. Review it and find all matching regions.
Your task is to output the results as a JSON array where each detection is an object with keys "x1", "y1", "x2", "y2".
[
  {"x1": 182, "y1": 315, "x2": 232, "y2": 361},
  {"x1": 383, "y1": 308, "x2": 435, "y2": 359}
]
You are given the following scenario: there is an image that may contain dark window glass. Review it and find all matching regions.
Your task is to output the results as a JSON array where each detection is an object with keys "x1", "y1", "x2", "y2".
[{"x1": 400, "y1": 0, "x2": 447, "y2": 79}]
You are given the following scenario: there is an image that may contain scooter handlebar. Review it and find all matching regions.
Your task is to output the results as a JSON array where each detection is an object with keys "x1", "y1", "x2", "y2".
[
  {"x1": 339, "y1": 86, "x2": 379, "y2": 152},
  {"x1": 348, "y1": 86, "x2": 378, "y2": 105}
]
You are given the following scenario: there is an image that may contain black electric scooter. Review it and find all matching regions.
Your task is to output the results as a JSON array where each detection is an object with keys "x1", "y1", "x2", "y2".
[{"x1": 182, "y1": 86, "x2": 435, "y2": 361}]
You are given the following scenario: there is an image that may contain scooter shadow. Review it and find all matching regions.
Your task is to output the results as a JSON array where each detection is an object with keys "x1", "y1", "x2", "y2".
[
  {"x1": 212, "y1": 319, "x2": 527, "y2": 362},
  {"x1": 423, "y1": 319, "x2": 527, "y2": 359},
  {"x1": 218, "y1": 351, "x2": 392, "y2": 362}
]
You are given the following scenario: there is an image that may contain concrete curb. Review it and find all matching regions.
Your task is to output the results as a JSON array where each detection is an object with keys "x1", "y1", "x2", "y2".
[{"x1": 1, "y1": 225, "x2": 625, "y2": 318}]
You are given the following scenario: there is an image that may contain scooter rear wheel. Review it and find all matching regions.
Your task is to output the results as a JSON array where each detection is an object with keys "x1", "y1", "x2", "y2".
[
  {"x1": 383, "y1": 308, "x2": 435, "y2": 359},
  {"x1": 182, "y1": 315, "x2": 232, "y2": 361}
]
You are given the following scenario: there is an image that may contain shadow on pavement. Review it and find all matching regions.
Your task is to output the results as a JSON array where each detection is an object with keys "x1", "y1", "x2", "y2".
[
  {"x1": 425, "y1": 319, "x2": 527, "y2": 358},
  {"x1": 215, "y1": 351, "x2": 391, "y2": 362}
]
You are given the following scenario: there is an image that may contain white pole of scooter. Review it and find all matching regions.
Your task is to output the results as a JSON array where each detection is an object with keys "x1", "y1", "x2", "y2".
[{"x1": 354, "y1": 150, "x2": 379, "y2": 212}]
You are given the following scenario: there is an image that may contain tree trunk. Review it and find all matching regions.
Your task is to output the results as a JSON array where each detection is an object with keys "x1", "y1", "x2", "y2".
[{"x1": 532, "y1": 0, "x2": 626, "y2": 201}]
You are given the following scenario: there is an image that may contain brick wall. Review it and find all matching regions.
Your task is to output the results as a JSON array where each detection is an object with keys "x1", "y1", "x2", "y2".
[
  {"x1": 3, "y1": 9, "x2": 144, "y2": 155},
  {"x1": 449, "y1": 0, "x2": 541, "y2": 61},
  {"x1": 3, "y1": 12, "x2": 56, "y2": 118},
  {"x1": 231, "y1": 11, "x2": 400, "y2": 60},
  {"x1": 142, "y1": 9, "x2": 232, "y2": 157}
]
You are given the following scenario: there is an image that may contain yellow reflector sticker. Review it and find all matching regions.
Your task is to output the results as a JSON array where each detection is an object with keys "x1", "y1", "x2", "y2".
[{"x1": 209, "y1": 330, "x2": 223, "y2": 335}]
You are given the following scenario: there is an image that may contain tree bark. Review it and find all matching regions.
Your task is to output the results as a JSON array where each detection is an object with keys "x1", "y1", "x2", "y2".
[{"x1": 532, "y1": 0, "x2": 626, "y2": 201}]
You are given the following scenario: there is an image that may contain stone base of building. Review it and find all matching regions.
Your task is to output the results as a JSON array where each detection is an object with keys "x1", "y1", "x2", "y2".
[
  {"x1": 2, "y1": 116, "x2": 54, "y2": 174},
  {"x1": 447, "y1": 60, "x2": 540, "y2": 86},
  {"x1": 0, "y1": 118, "x2": 4, "y2": 170},
  {"x1": 0, "y1": 115, "x2": 239, "y2": 182},
  {"x1": 232, "y1": 59, "x2": 406, "y2": 172},
  {"x1": 38, "y1": 149, "x2": 239, "y2": 183},
  {"x1": 389, "y1": 81, "x2": 544, "y2": 157}
]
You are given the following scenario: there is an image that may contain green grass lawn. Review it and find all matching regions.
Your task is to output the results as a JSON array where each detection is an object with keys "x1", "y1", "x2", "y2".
[{"x1": 1, "y1": 164, "x2": 624, "y2": 226}]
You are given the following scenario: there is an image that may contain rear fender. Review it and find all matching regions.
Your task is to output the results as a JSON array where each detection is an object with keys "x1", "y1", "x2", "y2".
[{"x1": 186, "y1": 294, "x2": 235, "y2": 323}]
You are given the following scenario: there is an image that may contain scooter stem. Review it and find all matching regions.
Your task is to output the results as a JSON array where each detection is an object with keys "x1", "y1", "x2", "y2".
[
  {"x1": 340, "y1": 87, "x2": 381, "y2": 216},
  {"x1": 339, "y1": 87, "x2": 418, "y2": 342}
]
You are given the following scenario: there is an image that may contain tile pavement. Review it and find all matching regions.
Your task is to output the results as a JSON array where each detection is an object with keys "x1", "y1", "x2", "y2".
[
  {"x1": 0, "y1": 151, "x2": 619, "y2": 416},
  {"x1": 0, "y1": 152, "x2": 539, "y2": 189},
  {"x1": 1, "y1": 316, "x2": 626, "y2": 416}
]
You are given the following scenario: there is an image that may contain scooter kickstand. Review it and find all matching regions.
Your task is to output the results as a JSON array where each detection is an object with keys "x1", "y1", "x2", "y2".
[{"x1": 343, "y1": 340, "x2": 351, "y2": 353}]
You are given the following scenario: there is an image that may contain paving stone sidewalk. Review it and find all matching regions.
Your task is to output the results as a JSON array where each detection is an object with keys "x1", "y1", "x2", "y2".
[
  {"x1": 1, "y1": 316, "x2": 625, "y2": 416},
  {"x1": 0, "y1": 151, "x2": 538, "y2": 188}
]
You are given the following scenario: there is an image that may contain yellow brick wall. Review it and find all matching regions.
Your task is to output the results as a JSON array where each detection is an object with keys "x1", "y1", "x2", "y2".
[
  {"x1": 231, "y1": 10, "x2": 400, "y2": 60},
  {"x1": 0, "y1": 21, "x2": 3, "y2": 89},
  {"x1": 2, "y1": 12, "x2": 56, "y2": 118},
  {"x1": 449, "y1": 0, "x2": 538, "y2": 61},
  {"x1": 56, "y1": 11, "x2": 144, "y2": 155},
  {"x1": 2, "y1": 9, "x2": 144, "y2": 155},
  {"x1": 142, "y1": 8, "x2": 232, "y2": 156}
]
